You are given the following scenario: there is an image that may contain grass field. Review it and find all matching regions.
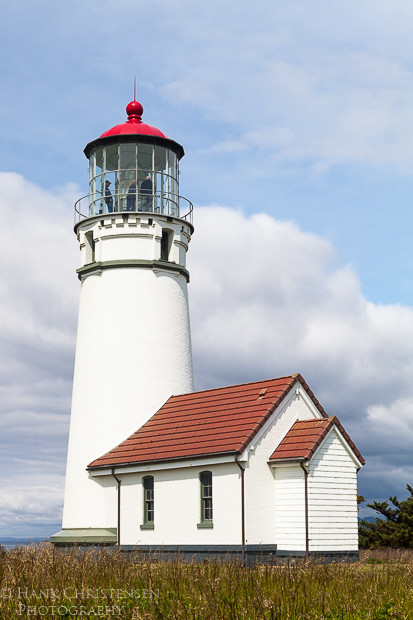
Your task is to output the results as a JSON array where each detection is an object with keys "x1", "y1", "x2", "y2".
[{"x1": 0, "y1": 544, "x2": 412, "y2": 619}]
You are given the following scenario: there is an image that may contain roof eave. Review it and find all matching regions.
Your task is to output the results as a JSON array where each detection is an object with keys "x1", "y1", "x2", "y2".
[
  {"x1": 84, "y1": 133, "x2": 185, "y2": 160},
  {"x1": 87, "y1": 449, "x2": 238, "y2": 472},
  {"x1": 268, "y1": 457, "x2": 308, "y2": 466}
]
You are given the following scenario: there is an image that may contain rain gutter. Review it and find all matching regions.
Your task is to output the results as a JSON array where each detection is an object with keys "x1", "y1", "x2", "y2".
[
  {"x1": 235, "y1": 456, "x2": 246, "y2": 567},
  {"x1": 299, "y1": 461, "x2": 309, "y2": 559},
  {"x1": 111, "y1": 469, "x2": 122, "y2": 546}
]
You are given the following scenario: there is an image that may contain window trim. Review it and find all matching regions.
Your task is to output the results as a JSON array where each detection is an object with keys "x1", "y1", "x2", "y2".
[
  {"x1": 160, "y1": 228, "x2": 173, "y2": 262},
  {"x1": 140, "y1": 475, "x2": 154, "y2": 530},
  {"x1": 197, "y1": 471, "x2": 213, "y2": 529},
  {"x1": 84, "y1": 231, "x2": 95, "y2": 264}
]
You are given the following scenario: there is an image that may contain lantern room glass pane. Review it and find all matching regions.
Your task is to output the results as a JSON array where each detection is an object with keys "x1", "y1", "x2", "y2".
[
  {"x1": 118, "y1": 145, "x2": 135, "y2": 211},
  {"x1": 138, "y1": 144, "x2": 153, "y2": 177},
  {"x1": 89, "y1": 152, "x2": 95, "y2": 200},
  {"x1": 89, "y1": 151, "x2": 95, "y2": 186},
  {"x1": 156, "y1": 171, "x2": 165, "y2": 214},
  {"x1": 169, "y1": 177, "x2": 178, "y2": 216},
  {"x1": 154, "y1": 145, "x2": 167, "y2": 173},
  {"x1": 105, "y1": 144, "x2": 119, "y2": 172},
  {"x1": 168, "y1": 151, "x2": 177, "y2": 180},
  {"x1": 120, "y1": 144, "x2": 136, "y2": 173},
  {"x1": 119, "y1": 144, "x2": 137, "y2": 186},
  {"x1": 88, "y1": 152, "x2": 97, "y2": 216},
  {"x1": 95, "y1": 148, "x2": 104, "y2": 176},
  {"x1": 101, "y1": 146, "x2": 117, "y2": 212},
  {"x1": 89, "y1": 148, "x2": 103, "y2": 215}
]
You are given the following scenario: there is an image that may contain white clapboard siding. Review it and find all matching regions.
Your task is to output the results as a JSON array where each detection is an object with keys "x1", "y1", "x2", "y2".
[
  {"x1": 272, "y1": 427, "x2": 360, "y2": 553},
  {"x1": 308, "y1": 429, "x2": 359, "y2": 551},
  {"x1": 274, "y1": 465, "x2": 306, "y2": 551}
]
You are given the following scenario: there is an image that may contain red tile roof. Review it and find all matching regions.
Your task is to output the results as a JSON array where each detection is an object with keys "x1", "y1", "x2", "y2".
[
  {"x1": 88, "y1": 373, "x2": 329, "y2": 469},
  {"x1": 269, "y1": 416, "x2": 365, "y2": 464}
]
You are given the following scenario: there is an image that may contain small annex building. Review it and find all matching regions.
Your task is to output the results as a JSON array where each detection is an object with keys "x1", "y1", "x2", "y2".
[{"x1": 83, "y1": 373, "x2": 364, "y2": 563}]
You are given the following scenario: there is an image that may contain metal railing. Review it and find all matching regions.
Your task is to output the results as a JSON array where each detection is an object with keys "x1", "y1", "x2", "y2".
[{"x1": 74, "y1": 190, "x2": 193, "y2": 225}]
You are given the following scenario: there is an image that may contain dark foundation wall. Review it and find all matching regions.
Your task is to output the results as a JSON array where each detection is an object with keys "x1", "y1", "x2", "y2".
[{"x1": 119, "y1": 545, "x2": 359, "y2": 565}]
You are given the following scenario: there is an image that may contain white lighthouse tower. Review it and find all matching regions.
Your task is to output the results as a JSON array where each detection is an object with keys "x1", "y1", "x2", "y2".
[{"x1": 52, "y1": 99, "x2": 194, "y2": 544}]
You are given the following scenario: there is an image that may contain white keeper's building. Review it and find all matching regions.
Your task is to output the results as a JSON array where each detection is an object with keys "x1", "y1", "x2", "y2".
[{"x1": 51, "y1": 99, "x2": 365, "y2": 563}]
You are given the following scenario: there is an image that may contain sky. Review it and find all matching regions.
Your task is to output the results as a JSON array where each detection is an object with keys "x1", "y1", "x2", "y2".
[{"x1": 0, "y1": 0, "x2": 413, "y2": 536}]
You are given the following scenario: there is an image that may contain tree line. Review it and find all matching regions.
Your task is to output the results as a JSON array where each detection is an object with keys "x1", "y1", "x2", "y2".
[{"x1": 358, "y1": 483, "x2": 413, "y2": 548}]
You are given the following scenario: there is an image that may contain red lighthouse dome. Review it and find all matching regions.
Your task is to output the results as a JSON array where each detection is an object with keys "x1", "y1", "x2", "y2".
[
  {"x1": 99, "y1": 100, "x2": 169, "y2": 139},
  {"x1": 84, "y1": 99, "x2": 184, "y2": 161}
]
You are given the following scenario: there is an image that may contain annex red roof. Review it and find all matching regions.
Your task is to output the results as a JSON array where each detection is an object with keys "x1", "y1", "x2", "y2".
[
  {"x1": 99, "y1": 100, "x2": 168, "y2": 138},
  {"x1": 88, "y1": 374, "x2": 329, "y2": 470},
  {"x1": 269, "y1": 416, "x2": 365, "y2": 464}
]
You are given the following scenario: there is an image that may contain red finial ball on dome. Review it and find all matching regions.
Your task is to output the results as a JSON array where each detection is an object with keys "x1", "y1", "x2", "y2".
[{"x1": 126, "y1": 100, "x2": 143, "y2": 121}]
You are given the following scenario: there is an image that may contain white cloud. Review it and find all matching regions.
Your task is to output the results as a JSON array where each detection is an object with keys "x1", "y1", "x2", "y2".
[
  {"x1": 0, "y1": 174, "x2": 79, "y2": 535},
  {"x1": 0, "y1": 483, "x2": 63, "y2": 530},
  {"x1": 0, "y1": 173, "x2": 78, "y2": 355}
]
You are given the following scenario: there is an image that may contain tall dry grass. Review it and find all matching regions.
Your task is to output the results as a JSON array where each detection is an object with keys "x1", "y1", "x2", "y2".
[{"x1": 0, "y1": 544, "x2": 412, "y2": 619}]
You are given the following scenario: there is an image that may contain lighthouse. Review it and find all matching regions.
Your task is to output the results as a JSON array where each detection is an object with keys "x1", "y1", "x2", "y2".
[
  {"x1": 53, "y1": 99, "x2": 194, "y2": 543},
  {"x1": 50, "y1": 98, "x2": 365, "y2": 561}
]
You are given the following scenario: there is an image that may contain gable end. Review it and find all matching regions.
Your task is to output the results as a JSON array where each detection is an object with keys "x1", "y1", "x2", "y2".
[{"x1": 268, "y1": 416, "x2": 365, "y2": 466}]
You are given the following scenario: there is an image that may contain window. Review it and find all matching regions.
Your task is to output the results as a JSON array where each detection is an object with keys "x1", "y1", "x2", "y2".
[
  {"x1": 160, "y1": 230, "x2": 172, "y2": 261},
  {"x1": 198, "y1": 471, "x2": 213, "y2": 528},
  {"x1": 140, "y1": 476, "x2": 154, "y2": 530},
  {"x1": 84, "y1": 231, "x2": 95, "y2": 264}
]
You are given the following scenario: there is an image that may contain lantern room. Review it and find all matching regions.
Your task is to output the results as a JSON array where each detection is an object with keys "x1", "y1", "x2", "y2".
[{"x1": 75, "y1": 100, "x2": 192, "y2": 223}]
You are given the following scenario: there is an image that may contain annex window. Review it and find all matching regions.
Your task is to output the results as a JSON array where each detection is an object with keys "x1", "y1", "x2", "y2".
[
  {"x1": 197, "y1": 471, "x2": 213, "y2": 529},
  {"x1": 140, "y1": 476, "x2": 154, "y2": 530}
]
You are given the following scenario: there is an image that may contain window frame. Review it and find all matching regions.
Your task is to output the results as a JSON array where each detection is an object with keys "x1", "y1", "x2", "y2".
[
  {"x1": 140, "y1": 475, "x2": 154, "y2": 530},
  {"x1": 160, "y1": 228, "x2": 173, "y2": 262},
  {"x1": 197, "y1": 471, "x2": 213, "y2": 529}
]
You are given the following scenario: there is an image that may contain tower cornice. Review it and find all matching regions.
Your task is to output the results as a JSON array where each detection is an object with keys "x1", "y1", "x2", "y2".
[{"x1": 76, "y1": 259, "x2": 190, "y2": 282}]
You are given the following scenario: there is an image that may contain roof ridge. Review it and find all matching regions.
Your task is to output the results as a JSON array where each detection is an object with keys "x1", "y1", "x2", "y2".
[{"x1": 169, "y1": 374, "x2": 297, "y2": 400}]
